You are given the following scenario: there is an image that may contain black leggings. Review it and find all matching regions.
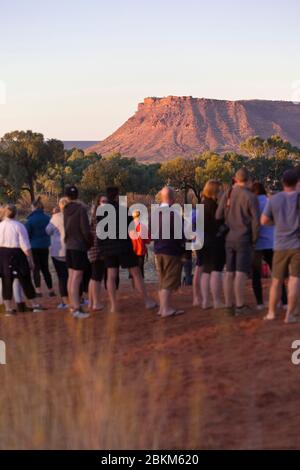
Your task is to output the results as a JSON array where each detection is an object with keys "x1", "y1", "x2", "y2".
[
  {"x1": 252, "y1": 249, "x2": 287, "y2": 305},
  {"x1": 2, "y1": 275, "x2": 36, "y2": 301},
  {"x1": 32, "y1": 248, "x2": 53, "y2": 289},
  {"x1": 52, "y1": 258, "x2": 68, "y2": 298}
]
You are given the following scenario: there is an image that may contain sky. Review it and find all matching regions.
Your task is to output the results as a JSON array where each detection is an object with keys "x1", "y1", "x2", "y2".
[{"x1": 0, "y1": 0, "x2": 299, "y2": 140}]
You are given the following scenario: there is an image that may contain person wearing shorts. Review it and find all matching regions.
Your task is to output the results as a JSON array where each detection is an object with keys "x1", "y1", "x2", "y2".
[
  {"x1": 250, "y1": 182, "x2": 287, "y2": 310},
  {"x1": 64, "y1": 185, "x2": 93, "y2": 319},
  {"x1": 96, "y1": 187, "x2": 156, "y2": 313},
  {"x1": 153, "y1": 186, "x2": 185, "y2": 318},
  {"x1": 87, "y1": 195, "x2": 107, "y2": 312},
  {"x1": 216, "y1": 168, "x2": 260, "y2": 315},
  {"x1": 262, "y1": 169, "x2": 300, "y2": 323}
]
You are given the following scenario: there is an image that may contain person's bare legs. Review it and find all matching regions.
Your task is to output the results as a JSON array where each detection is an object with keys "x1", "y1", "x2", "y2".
[
  {"x1": 193, "y1": 265, "x2": 202, "y2": 306},
  {"x1": 265, "y1": 277, "x2": 282, "y2": 320},
  {"x1": 88, "y1": 279, "x2": 104, "y2": 310},
  {"x1": 159, "y1": 289, "x2": 174, "y2": 317},
  {"x1": 285, "y1": 276, "x2": 300, "y2": 323},
  {"x1": 107, "y1": 268, "x2": 118, "y2": 313},
  {"x1": 210, "y1": 271, "x2": 225, "y2": 308},
  {"x1": 69, "y1": 269, "x2": 83, "y2": 311},
  {"x1": 67, "y1": 269, "x2": 74, "y2": 309},
  {"x1": 129, "y1": 266, "x2": 157, "y2": 309},
  {"x1": 3, "y1": 299, "x2": 14, "y2": 312},
  {"x1": 200, "y1": 272, "x2": 211, "y2": 309},
  {"x1": 224, "y1": 271, "x2": 234, "y2": 307},
  {"x1": 234, "y1": 271, "x2": 248, "y2": 307}
]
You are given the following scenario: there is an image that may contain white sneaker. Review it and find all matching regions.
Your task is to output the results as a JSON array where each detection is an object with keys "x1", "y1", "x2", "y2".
[
  {"x1": 57, "y1": 303, "x2": 69, "y2": 309},
  {"x1": 256, "y1": 304, "x2": 265, "y2": 311},
  {"x1": 32, "y1": 306, "x2": 44, "y2": 313},
  {"x1": 73, "y1": 310, "x2": 90, "y2": 319}
]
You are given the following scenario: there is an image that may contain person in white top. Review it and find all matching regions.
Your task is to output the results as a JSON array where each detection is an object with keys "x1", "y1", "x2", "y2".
[
  {"x1": 46, "y1": 198, "x2": 69, "y2": 309},
  {"x1": 0, "y1": 204, "x2": 42, "y2": 316}
]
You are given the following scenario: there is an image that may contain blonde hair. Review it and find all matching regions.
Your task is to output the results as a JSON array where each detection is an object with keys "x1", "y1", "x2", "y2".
[
  {"x1": 59, "y1": 197, "x2": 69, "y2": 211},
  {"x1": 132, "y1": 210, "x2": 140, "y2": 219},
  {"x1": 202, "y1": 180, "x2": 221, "y2": 200}
]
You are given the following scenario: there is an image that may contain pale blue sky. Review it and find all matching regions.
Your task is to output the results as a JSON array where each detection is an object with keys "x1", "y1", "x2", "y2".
[{"x1": 0, "y1": 0, "x2": 299, "y2": 140}]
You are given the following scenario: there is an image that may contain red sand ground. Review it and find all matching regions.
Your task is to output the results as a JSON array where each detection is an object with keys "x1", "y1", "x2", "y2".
[{"x1": 1, "y1": 281, "x2": 300, "y2": 449}]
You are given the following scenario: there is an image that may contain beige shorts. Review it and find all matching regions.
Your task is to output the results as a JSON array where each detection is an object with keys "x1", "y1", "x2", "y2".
[
  {"x1": 272, "y1": 249, "x2": 300, "y2": 280},
  {"x1": 155, "y1": 254, "x2": 182, "y2": 291}
]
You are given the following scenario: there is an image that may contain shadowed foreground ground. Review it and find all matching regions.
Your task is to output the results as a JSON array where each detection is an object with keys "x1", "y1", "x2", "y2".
[{"x1": 0, "y1": 282, "x2": 300, "y2": 450}]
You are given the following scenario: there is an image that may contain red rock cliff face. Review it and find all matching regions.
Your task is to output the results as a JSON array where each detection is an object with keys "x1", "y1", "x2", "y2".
[{"x1": 87, "y1": 96, "x2": 300, "y2": 161}]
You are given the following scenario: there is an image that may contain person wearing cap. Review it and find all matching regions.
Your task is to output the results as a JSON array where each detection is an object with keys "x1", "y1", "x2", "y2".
[
  {"x1": 64, "y1": 185, "x2": 93, "y2": 319},
  {"x1": 262, "y1": 169, "x2": 300, "y2": 324},
  {"x1": 0, "y1": 204, "x2": 43, "y2": 315}
]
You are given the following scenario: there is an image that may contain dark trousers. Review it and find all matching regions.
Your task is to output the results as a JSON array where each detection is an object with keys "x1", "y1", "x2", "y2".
[
  {"x1": 32, "y1": 248, "x2": 53, "y2": 289},
  {"x1": 52, "y1": 257, "x2": 68, "y2": 298},
  {"x1": 129, "y1": 255, "x2": 145, "y2": 279},
  {"x1": 252, "y1": 249, "x2": 287, "y2": 305},
  {"x1": 2, "y1": 275, "x2": 36, "y2": 301}
]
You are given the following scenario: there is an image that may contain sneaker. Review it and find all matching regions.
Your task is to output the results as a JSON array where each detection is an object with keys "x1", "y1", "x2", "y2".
[
  {"x1": 57, "y1": 303, "x2": 69, "y2": 309},
  {"x1": 5, "y1": 309, "x2": 17, "y2": 317},
  {"x1": 234, "y1": 305, "x2": 253, "y2": 316},
  {"x1": 32, "y1": 305, "x2": 44, "y2": 313},
  {"x1": 256, "y1": 304, "x2": 265, "y2": 311},
  {"x1": 284, "y1": 314, "x2": 299, "y2": 324},
  {"x1": 16, "y1": 302, "x2": 31, "y2": 313},
  {"x1": 73, "y1": 310, "x2": 90, "y2": 319}
]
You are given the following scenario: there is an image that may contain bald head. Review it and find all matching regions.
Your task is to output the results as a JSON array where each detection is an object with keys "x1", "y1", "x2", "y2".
[
  {"x1": 161, "y1": 186, "x2": 175, "y2": 205},
  {"x1": 235, "y1": 167, "x2": 249, "y2": 185}
]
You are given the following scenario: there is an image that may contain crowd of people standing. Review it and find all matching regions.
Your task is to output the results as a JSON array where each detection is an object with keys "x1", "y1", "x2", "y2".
[{"x1": 0, "y1": 166, "x2": 300, "y2": 324}]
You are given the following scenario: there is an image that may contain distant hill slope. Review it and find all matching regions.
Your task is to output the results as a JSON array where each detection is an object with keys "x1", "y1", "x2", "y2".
[
  {"x1": 87, "y1": 96, "x2": 300, "y2": 161},
  {"x1": 64, "y1": 141, "x2": 98, "y2": 151}
]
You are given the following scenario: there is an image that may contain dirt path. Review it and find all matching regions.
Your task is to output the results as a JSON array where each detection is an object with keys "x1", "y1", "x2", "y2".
[{"x1": 0, "y1": 282, "x2": 300, "y2": 449}]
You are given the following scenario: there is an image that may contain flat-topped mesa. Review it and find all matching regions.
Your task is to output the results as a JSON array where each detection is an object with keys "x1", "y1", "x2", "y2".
[
  {"x1": 138, "y1": 95, "x2": 195, "y2": 110},
  {"x1": 87, "y1": 96, "x2": 300, "y2": 162}
]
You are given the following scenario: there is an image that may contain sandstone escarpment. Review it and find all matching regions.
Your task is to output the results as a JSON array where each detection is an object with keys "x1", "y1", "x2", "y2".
[{"x1": 87, "y1": 96, "x2": 300, "y2": 161}]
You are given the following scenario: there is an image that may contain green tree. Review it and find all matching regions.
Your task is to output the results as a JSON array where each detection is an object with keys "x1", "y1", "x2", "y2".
[
  {"x1": 159, "y1": 157, "x2": 201, "y2": 202},
  {"x1": 195, "y1": 154, "x2": 233, "y2": 189},
  {"x1": 0, "y1": 131, "x2": 64, "y2": 202}
]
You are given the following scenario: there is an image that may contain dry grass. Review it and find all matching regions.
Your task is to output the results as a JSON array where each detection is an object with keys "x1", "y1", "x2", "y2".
[{"x1": 1, "y1": 283, "x2": 300, "y2": 450}]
